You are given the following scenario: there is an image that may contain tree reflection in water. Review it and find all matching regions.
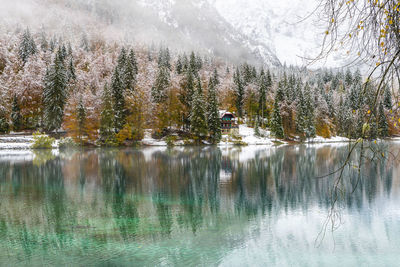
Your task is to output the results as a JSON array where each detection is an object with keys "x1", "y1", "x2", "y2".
[{"x1": 0, "y1": 143, "x2": 397, "y2": 265}]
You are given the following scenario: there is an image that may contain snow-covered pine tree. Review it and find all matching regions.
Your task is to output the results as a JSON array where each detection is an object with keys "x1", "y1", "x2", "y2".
[
  {"x1": 151, "y1": 65, "x2": 170, "y2": 104},
  {"x1": 296, "y1": 88, "x2": 307, "y2": 140},
  {"x1": 176, "y1": 55, "x2": 183, "y2": 74},
  {"x1": 116, "y1": 48, "x2": 127, "y2": 85},
  {"x1": 43, "y1": 49, "x2": 68, "y2": 132},
  {"x1": 233, "y1": 67, "x2": 244, "y2": 118},
  {"x1": 158, "y1": 47, "x2": 171, "y2": 70},
  {"x1": 353, "y1": 69, "x2": 362, "y2": 85},
  {"x1": 189, "y1": 52, "x2": 200, "y2": 75},
  {"x1": 258, "y1": 74, "x2": 267, "y2": 127},
  {"x1": 344, "y1": 69, "x2": 353, "y2": 87},
  {"x1": 336, "y1": 95, "x2": 347, "y2": 136},
  {"x1": 0, "y1": 109, "x2": 9, "y2": 134},
  {"x1": 67, "y1": 58, "x2": 76, "y2": 82},
  {"x1": 100, "y1": 83, "x2": 115, "y2": 142},
  {"x1": 67, "y1": 42, "x2": 73, "y2": 56},
  {"x1": 77, "y1": 97, "x2": 86, "y2": 144},
  {"x1": 303, "y1": 83, "x2": 316, "y2": 138},
  {"x1": 124, "y1": 49, "x2": 138, "y2": 92},
  {"x1": 180, "y1": 53, "x2": 187, "y2": 72},
  {"x1": 207, "y1": 77, "x2": 221, "y2": 143},
  {"x1": 60, "y1": 44, "x2": 67, "y2": 62},
  {"x1": 19, "y1": 28, "x2": 37, "y2": 64},
  {"x1": 165, "y1": 47, "x2": 172, "y2": 70},
  {"x1": 39, "y1": 30, "x2": 48, "y2": 52},
  {"x1": 271, "y1": 98, "x2": 284, "y2": 139},
  {"x1": 324, "y1": 89, "x2": 335, "y2": 118},
  {"x1": 195, "y1": 54, "x2": 203, "y2": 71},
  {"x1": 11, "y1": 95, "x2": 22, "y2": 131},
  {"x1": 378, "y1": 101, "x2": 389, "y2": 138},
  {"x1": 111, "y1": 68, "x2": 126, "y2": 132},
  {"x1": 190, "y1": 78, "x2": 207, "y2": 141},
  {"x1": 383, "y1": 85, "x2": 392, "y2": 109},
  {"x1": 212, "y1": 68, "x2": 220, "y2": 87},
  {"x1": 49, "y1": 36, "x2": 56, "y2": 52},
  {"x1": 178, "y1": 67, "x2": 195, "y2": 130}
]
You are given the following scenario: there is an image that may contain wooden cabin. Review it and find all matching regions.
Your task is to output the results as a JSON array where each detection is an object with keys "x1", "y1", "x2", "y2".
[{"x1": 219, "y1": 110, "x2": 239, "y2": 134}]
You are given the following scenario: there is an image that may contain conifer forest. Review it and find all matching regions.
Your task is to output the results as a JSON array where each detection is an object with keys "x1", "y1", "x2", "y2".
[{"x1": 0, "y1": 28, "x2": 398, "y2": 146}]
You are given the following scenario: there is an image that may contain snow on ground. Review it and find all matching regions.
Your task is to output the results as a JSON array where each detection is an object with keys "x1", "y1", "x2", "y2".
[
  {"x1": 305, "y1": 136, "x2": 350, "y2": 143},
  {"x1": 141, "y1": 130, "x2": 168, "y2": 146},
  {"x1": 0, "y1": 135, "x2": 58, "y2": 150},
  {"x1": 0, "y1": 128, "x2": 359, "y2": 151},
  {"x1": 0, "y1": 136, "x2": 34, "y2": 150},
  {"x1": 219, "y1": 125, "x2": 281, "y2": 146}
]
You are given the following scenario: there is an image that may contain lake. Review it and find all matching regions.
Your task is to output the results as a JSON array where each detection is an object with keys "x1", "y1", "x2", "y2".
[{"x1": 0, "y1": 143, "x2": 399, "y2": 266}]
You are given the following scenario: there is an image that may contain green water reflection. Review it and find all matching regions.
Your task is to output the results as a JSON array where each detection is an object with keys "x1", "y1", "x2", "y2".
[{"x1": 0, "y1": 144, "x2": 399, "y2": 266}]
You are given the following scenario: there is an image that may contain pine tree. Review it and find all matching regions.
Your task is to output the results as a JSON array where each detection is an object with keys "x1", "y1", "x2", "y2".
[
  {"x1": 111, "y1": 68, "x2": 126, "y2": 132},
  {"x1": 77, "y1": 97, "x2": 86, "y2": 144},
  {"x1": 100, "y1": 83, "x2": 115, "y2": 142},
  {"x1": 195, "y1": 54, "x2": 203, "y2": 71},
  {"x1": 344, "y1": 69, "x2": 353, "y2": 87},
  {"x1": 60, "y1": 44, "x2": 67, "y2": 62},
  {"x1": 67, "y1": 42, "x2": 73, "y2": 56},
  {"x1": 190, "y1": 78, "x2": 207, "y2": 140},
  {"x1": 116, "y1": 48, "x2": 127, "y2": 81},
  {"x1": 303, "y1": 83, "x2": 316, "y2": 138},
  {"x1": 233, "y1": 67, "x2": 244, "y2": 117},
  {"x1": 39, "y1": 30, "x2": 48, "y2": 51},
  {"x1": 43, "y1": 49, "x2": 68, "y2": 132},
  {"x1": 258, "y1": 74, "x2": 267, "y2": 126},
  {"x1": 165, "y1": 47, "x2": 171, "y2": 70},
  {"x1": 11, "y1": 95, "x2": 22, "y2": 131},
  {"x1": 158, "y1": 47, "x2": 171, "y2": 70},
  {"x1": 176, "y1": 55, "x2": 183, "y2": 74},
  {"x1": 296, "y1": 88, "x2": 307, "y2": 140},
  {"x1": 67, "y1": 58, "x2": 76, "y2": 82},
  {"x1": 378, "y1": 102, "x2": 389, "y2": 137},
  {"x1": 271, "y1": 98, "x2": 284, "y2": 139},
  {"x1": 152, "y1": 66, "x2": 170, "y2": 104},
  {"x1": 0, "y1": 109, "x2": 9, "y2": 134},
  {"x1": 179, "y1": 67, "x2": 195, "y2": 129},
  {"x1": 49, "y1": 36, "x2": 56, "y2": 52},
  {"x1": 207, "y1": 78, "x2": 221, "y2": 143},
  {"x1": 212, "y1": 68, "x2": 220, "y2": 86},
  {"x1": 353, "y1": 69, "x2": 362, "y2": 85},
  {"x1": 124, "y1": 49, "x2": 138, "y2": 92},
  {"x1": 189, "y1": 52, "x2": 197, "y2": 74},
  {"x1": 19, "y1": 28, "x2": 37, "y2": 64},
  {"x1": 383, "y1": 85, "x2": 392, "y2": 109}
]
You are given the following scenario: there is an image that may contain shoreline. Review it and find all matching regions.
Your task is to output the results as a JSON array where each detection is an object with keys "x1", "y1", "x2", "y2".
[
  {"x1": 2, "y1": 128, "x2": 399, "y2": 150},
  {"x1": 0, "y1": 134, "x2": 361, "y2": 150}
]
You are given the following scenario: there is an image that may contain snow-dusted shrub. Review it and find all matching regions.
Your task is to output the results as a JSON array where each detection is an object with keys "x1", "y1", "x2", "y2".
[
  {"x1": 31, "y1": 132, "x2": 55, "y2": 149},
  {"x1": 59, "y1": 137, "x2": 77, "y2": 149}
]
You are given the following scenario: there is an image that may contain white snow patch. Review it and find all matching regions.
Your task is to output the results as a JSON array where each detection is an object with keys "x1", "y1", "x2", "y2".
[
  {"x1": 0, "y1": 135, "x2": 59, "y2": 150},
  {"x1": 219, "y1": 125, "x2": 283, "y2": 146},
  {"x1": 305, "y1": 136, "x2": 350, "y2": 143},
  {"x1": 141, "y1": 130, "x2": 168, "y2": 146}
]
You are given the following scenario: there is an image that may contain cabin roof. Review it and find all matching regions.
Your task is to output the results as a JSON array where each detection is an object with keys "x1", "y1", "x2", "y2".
[{"x1": 219, "y1": 110, "x2": 236, "y2": 119}]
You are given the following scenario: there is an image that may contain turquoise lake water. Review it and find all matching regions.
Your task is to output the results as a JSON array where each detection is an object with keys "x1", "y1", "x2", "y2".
[{"x1": 0, "y1": 143, "x2": 399, "y2": 266}]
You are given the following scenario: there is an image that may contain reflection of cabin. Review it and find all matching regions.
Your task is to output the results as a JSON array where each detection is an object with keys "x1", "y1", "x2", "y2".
[{"x1": 219, "y1": 110, "x2": 239, "y2": 134}]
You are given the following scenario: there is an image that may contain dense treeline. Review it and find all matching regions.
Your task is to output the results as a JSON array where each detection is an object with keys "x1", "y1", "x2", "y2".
[{"x1": 0, "y1": 28, "x2": 399, "y2": 145}]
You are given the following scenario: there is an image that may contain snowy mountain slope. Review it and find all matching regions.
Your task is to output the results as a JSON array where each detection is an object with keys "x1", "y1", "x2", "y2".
[
  {"x1": 0, "y1": 0, "x2": 281, "y2": 67},
  {"x1": 210, "y1": 0, "x2": 350, "y2": 68}
]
